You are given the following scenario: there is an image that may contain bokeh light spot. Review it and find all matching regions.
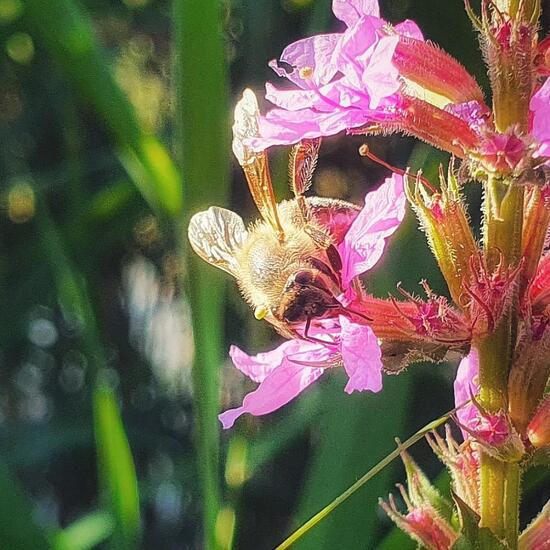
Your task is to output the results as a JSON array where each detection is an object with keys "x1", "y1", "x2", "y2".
[
  {"x1": 122, "y1": 0, "x2": 150, "y2": 8},
  {"x1": 5, "y1": 32, "x2": 34, "y2": 64},
  {"x1": 7, "y1": 181, "x2": 35, "y2": 223},
  {"x1": 0, "y1": 0, "x2": 22, "y2": 23},
  {"x1": 28, "y1": 318, "x2": 58, "y2": 348}
]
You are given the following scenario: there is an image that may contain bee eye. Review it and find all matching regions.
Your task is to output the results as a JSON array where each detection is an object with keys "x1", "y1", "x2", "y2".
[{"x1": 294, "y1": 271, "x2": 313, "y2": 285}]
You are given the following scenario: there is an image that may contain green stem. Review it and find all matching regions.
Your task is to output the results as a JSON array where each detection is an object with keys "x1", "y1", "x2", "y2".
[
  {"x1": 504, "y1": 463, "x2": 521, "y2": 550},
  {"x1": 478, "y1": 179, "x2": 524, "y2": 546},
  {"x1": 479, "y1": 455, "x2": 506, "y2": 537}
]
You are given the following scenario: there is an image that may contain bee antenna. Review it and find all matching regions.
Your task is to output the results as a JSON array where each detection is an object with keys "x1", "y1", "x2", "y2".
[{"x1": 359, "y1": 144, "x2": 438, "y2": 193}]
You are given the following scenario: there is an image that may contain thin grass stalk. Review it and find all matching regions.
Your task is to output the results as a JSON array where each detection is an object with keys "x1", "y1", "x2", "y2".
[{"x1": 172, "y1": 1, "x2": 230, "y2": 548}]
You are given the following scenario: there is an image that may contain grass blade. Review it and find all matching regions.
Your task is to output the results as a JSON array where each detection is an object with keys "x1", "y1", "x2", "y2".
[
  {"x1": 35, "y1": 196, "x2": 140, "y2": 548},
  {"x1": 94, "y1": 383, "x2": 141, "y2": 550},
  {"x1": 172, "y1": 1, "x2": 230, "y2": 548},
  {"x1": 52, "y1": 510, "x2": 114, "y2": 550},
  {"x1": 22, "y1": 0, "x2": 182, "y2": 216}
]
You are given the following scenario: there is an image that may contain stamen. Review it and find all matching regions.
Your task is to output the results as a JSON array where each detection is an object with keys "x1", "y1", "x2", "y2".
[{"x1": 359, "y1": 144, "x2": 438, "y2": 193}]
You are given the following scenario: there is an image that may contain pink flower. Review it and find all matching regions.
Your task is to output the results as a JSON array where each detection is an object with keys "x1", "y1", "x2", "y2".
[
  {"x1": 247, "y1": 1, "x2": 423, "y2": 150},
  {"x1": 219, "y1": 318, "x2": 381, "y2": 429},
  {"x1": 476, "y1": 131, "x2": 527, "y2": 173},
  {"x1": 219, "y1": 174, "x2": 405, "y2": 428},
  {"x1": 530, "y1": 77, "x2": 550, "y2": 158},
  {"x1": 248, "y1": 0, "x2": 492, "y2": 155},
  {"x1": 454, "y1": 349, "x2": 480, "y2": 436},
  {"x1": 454, "y1": 350, "x2": 511, "y2": 447}
]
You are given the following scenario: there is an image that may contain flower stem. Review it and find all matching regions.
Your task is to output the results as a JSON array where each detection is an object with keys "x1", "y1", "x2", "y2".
[
  {"x1": 478, "y1": 178, "x2": 524, "y2": 546},
  {"x1": 504, "y1": 463, "x2": 521, "y2": 550}
]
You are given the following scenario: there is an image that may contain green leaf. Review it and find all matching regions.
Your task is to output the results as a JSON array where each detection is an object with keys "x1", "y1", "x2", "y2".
[
  {"x1": 35, "y1": 195, "x2": 106, "y2": 372},
  {"x1": 247, "y1": 390, "x2": 321, "y2": 475},
  {"x1": 0, "y1": 461, "x2": 51, "y2": 550},
  {"x1": 451, "y1": 493, "x2": 508, "y2": 550},
  {"x1": 22, "y1": 0, "x2": 182, "y2": 216},
  {"x1": 288, "y1": 376, "x2": 413, "y2": 550},
  {"x1": 84, "y1": 181, "x2": 136, "y2": 223},
  {"x1": 275, "y1": 402, "x2": 453, "y2": 550},
  {"x1": 94, "y1": 383, "x2": 141, "y2": 550},
  {"x1": 52, "y1": 510, "x2": 114, "y2": 550}
]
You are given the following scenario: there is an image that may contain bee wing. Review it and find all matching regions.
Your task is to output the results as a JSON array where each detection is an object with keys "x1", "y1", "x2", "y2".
[
  {"x1": 188, "y1": 207, "x2": 248, "y2": 277},
  {"x1": 233, "y1": 89, "x2": 285, "y2": 240},
  {"x1": 289, "y1": 138, "x2": 321, "y2": 198}
]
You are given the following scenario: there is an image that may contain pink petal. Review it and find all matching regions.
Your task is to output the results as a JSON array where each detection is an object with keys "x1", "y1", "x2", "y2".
[
  {"x1": 454, "y1": 349, "x2": 480, "y2": 438},
  {"x1": 249, "y1": 107, "x2": 372, "y2": 150},
  {"x1": 265, "y1": 83, "x2": 318, "y2": 112},
  {"x1": 265, "y1": 80, "x2": 346, "y2": 112},
  {"x1": 332, "y1": 0, "x2": 380, "y2": 26},
  {"x1": 530, "y1": 78, "x2": 550, "y2": 157},
  {"x1": 394, "y1": 19, "x2": 424, "y2": 40},
  {"x1": 445, "y1": 100, "x2": 490, "y2": 134},
  {"x1": 339, "y1": 316, "x2": 383, "y2": 393},
  {"x1": 218, "y1": 359, "x2": 326, "y2": 429},
  {"x1": 334, "y1": 15, "x2": 382, "y2": 77},
  {"x1": 269, "y1": 33, "x2": 341, "y2": 89},
  {"x1": 229, "y1": 340, "x2": 310, "y2": 383},
  {"x1": 360, "y1": 35, "x2": 400, "y2": 108},
  {"x1": 338, "y1": 173, "x2": 406, "y2": 288}
]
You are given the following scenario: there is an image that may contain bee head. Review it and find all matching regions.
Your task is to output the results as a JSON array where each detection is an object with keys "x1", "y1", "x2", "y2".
[{"x1": 277, "y1": 268, "x2": 340, "y2": 324}]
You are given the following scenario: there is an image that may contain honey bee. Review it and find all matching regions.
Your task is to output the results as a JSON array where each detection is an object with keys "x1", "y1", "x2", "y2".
[{"x1": 188, "y1": 89, "x2": 361, "y2": 339}]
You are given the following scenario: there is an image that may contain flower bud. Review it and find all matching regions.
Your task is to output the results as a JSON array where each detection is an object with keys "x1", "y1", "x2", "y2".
[
  {"x1": 522, "y1": 184, "x2": 550, "y2": 296},
  {"x1": 519, "y1": 498, "x2": 550, "y2": 550},
  {"x1": 527, "y1": 393, "x2": 550, "y2": 449},
  {"x1": 463, "y1": 410, "x2": 525, "y2": 461},
  {"x1": 380, "y1": 453, "x2": 458, "y2": 550},
  {"x1": 400, "y1": 448, "x2": 454, "y2": 520},
  {"x1": 426, "y1": 427, "x2": 481, "y2": 514},
  {"x1": 351, "y1": 285, "x2": 471, "y2": 373},
  {"x1": 361, "y1": 95, "x2": 480, "y2": 158},
  {"x1": 477, "y1": 1, "x2": 537, "y2": 131},
  {"x1": 508, "y1": 316, "x2": 550, "y2": 434},
  {"x1": 466, "y1": 254, "x2": 521, "y2": 338},
  {"x1": 405, "y1": 165, "x2": 478, "y2": 306},
  {"x1": 529, "y1": 251, "x2": 550, "y2": 313},
  {"x1": 534, "y1": 35, "x2": 550, "y2": 77},
  {"x1": 475, "y1": 130, "x2": 528, "y2": 177},
  {"x1": 393, "y1": 37, "x2": 485, "y2": 105}
]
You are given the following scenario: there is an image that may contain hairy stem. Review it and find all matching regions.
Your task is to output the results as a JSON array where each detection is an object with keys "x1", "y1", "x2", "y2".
[{"x1": 478, "y1": 179, "x2": 523, "y2": 547}]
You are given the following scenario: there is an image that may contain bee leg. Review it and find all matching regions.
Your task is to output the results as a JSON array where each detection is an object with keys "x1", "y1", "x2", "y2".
[
  {"x1": 301, "y1": 316, "x2": 338, "y2": 346},
  {"x1": 303, "y1": 316, "x2": 312, "y2": 339},
  {"x1": 308, "y1": 257, "x2": 340, "y2": 287},
  {"x1": 326, "y1": 244, "x2": 342, "y2": 274},
  {"x1": 304, "y1": 225, "x2": 332, "y2": 249}
]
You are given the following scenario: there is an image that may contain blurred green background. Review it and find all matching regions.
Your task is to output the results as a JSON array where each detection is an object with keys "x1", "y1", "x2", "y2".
[{"x1": 0, "y1": 0, "x2": 547, "y2": 549}]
